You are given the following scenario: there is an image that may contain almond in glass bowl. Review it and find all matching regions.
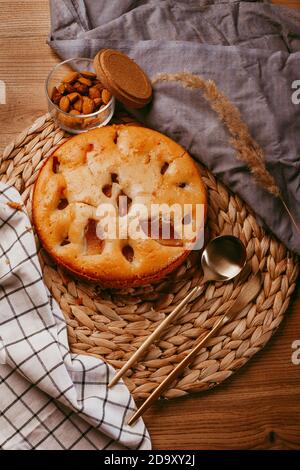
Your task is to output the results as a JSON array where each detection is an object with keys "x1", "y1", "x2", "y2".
[{"x1": 45, "y1": 58, "x2": 115, "y2": 134}]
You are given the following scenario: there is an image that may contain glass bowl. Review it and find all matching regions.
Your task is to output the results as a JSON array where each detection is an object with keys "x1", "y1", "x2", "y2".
[{"x1": 45, "y1": 58, "x2": 115, "y2": 134}]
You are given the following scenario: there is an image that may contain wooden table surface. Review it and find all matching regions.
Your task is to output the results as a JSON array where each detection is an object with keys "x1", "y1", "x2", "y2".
[{"x1": 0, "y1": 0, "x2": 299, "y2": 450}]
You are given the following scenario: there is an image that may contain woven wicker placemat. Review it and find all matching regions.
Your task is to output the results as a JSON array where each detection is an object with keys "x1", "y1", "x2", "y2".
[{"x1": 0, "y1": 113, "x2": 298, "y2": 400}]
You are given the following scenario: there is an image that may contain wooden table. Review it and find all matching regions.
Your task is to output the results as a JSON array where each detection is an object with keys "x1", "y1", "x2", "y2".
[{"x1": 0, "y1": 0, "x2": 299, "y2": 450}]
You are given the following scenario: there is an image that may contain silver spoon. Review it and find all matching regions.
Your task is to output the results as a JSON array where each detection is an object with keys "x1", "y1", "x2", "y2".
[
  {"x1": 108, "y1": 235, "x2": 247, "y2": 388},
  {"x1": 201, "y1": 234, "x2": 247, "y2": 282}
]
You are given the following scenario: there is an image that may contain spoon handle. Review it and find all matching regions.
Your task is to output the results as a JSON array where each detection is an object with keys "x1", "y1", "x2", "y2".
[
  {"x1": 127, "y1": 273, "x2": 261, "y2": 426},
  {"x1": 128, "y1": 317, "x2": 224, "y2": 426},
  {"x1": 108, "y1": 285, "x2": 201, "y2": 388}
]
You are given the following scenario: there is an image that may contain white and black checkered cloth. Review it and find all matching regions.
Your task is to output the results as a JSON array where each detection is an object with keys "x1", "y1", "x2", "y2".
[{"x1": 0, "y1": 182, "x2": 151, "y2": 450}]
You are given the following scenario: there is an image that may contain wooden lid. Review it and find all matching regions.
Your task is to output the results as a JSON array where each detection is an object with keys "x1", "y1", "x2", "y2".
[{"x1": 93, "y1": 49, "x2": 152, "y2": 109}]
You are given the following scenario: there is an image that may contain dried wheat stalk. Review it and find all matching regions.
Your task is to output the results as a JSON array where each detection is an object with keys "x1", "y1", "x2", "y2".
[{"x1": 152, "y1": 72, "x2": 300, "y2": 236}]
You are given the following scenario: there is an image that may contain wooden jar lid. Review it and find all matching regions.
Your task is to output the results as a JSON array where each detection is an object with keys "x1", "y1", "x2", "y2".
[{"x1": 93, "y1": 49, "x2": 152, "y2": 109}]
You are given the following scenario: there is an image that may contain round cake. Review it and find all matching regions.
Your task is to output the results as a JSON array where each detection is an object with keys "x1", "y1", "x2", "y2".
[{"x1": 32, "y1": 125, "x2": 206, "y2": 287}]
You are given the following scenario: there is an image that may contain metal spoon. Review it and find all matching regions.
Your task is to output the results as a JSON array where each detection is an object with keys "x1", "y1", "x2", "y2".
[
  {"x1": 201, "y1": 234, "x2": 247, "y2": 282},
  {"x1": 108, "y1": 235, "x2": 247, "y2": 388}
]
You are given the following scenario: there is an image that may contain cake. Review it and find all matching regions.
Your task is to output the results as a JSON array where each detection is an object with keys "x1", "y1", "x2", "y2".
[{"x1": 32, "y1": 125, "x2": 206, "y2": 287}]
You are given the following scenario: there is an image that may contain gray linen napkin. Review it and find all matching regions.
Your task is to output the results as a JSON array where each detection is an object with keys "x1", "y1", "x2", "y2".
[{"x1": 48, "y1": 0, "x2": 300, "y2": 254}]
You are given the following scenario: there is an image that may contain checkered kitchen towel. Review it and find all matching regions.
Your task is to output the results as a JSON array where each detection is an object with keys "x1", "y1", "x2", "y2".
[{"x1": 0, "y1": 182, "x2": 151, "y2": 450}]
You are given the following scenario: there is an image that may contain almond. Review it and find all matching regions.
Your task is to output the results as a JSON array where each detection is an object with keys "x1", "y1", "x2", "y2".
[
  {"x1": 64, "y1": 83, "x2": 76, "y2": 93},
  {"x1": 68, "y1": 92, "x2": 80, "y2": 104},
  {"x1": 58, "y1": 83, "x2": 66, "y2": 95},
  {"x1": 7, "y1": 201, "x2": 23, "y2": 211},
  {"x1": 82, "y1": 96, "x2": 95, "y2": 114},
  {"x1": 70, "y1": 109, "x2": 80, "y2": 115},
  {"x1": 51, "y1": 87, "x2": 62, "y2": 105},
  {"x1": 99, "y1": 104, "x2": 108, "y2": 119},
  {"x1": 83, "y1": 117, "x2": 97, "y2": 129},
  {"x1": 94, "y1": 81, "x2": 104, "y2": 91},
  {"x1": 74, "y1": 81, "x2": 89, "y2": 95},
  {"x1": 78, "y1": 76, "x2": 93, "y2": 87},
  {"x1": 93, "y1": 98, "x2": 102, "y2": 108},
  {"x1": 102, "y1": 89, "x2": 112, "y2": 105},
  {"x1": 89, "y1": 86, "x2": 101, "y2": 100},
  {"x1": 81, "y1": 71, "x2": 97, "y2": 79},
  {"x1": 73, "y1": 97, "x2": 83, "y2": 112},
  {"x1": 63, "y1": 71, "x2": 79, "y2": 83},
  {"x1": 59, "y1": 111, "x2": 80, "y2": 129},
  {"x1": 59, "y1": 95, "x2": 70, "y2": 113}
]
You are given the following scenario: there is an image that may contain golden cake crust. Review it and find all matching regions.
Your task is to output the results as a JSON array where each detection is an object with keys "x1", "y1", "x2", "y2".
[{"x1": 32, "y1": 125, "x2": 206, "y2": 287}]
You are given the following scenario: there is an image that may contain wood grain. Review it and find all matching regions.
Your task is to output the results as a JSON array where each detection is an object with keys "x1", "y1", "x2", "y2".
[
  {"x1": 272, "y1": 0, "x2": 300, "y2": 7},
  {"x1": 145, "y1": 284, "x2": 300, "y2": 449},
  {"x1": 0, "y1": 0, "x2": 299, "y2": 450}
]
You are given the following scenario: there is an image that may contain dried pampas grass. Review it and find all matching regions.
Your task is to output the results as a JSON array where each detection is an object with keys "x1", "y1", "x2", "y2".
[{"x1": 152, "y1": 72, "x2": 300, "y2": 236}]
